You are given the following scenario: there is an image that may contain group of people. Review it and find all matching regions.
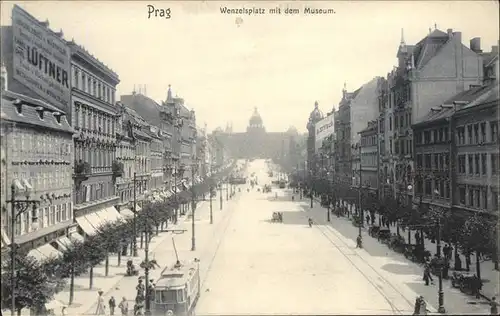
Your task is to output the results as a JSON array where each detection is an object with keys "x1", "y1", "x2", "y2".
[{"x1": 95, "y1": 290, "x2": 129, "y2": 315}]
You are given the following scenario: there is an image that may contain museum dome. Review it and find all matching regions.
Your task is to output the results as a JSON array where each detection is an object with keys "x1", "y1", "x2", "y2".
[{"x1": 249, "y1": 107, "x2": 263, "y2": 127}]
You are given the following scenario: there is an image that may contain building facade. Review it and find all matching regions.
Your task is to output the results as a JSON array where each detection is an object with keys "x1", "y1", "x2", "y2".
[
  {"x1": 69, "y1": 41, "x2": 122, "y2": 237},
  {"x1": 413, "y1": 83, "x2": 498, "y2": 216},
  {"x1": 359, "y1": 120, "x2": 379, "y2": 191},
  {"x1": 1, "y1": 90, "x2": 74, "y2": 256},
  {"x1": 385, "y1": 28, "x2": 484, "y2": 203}
]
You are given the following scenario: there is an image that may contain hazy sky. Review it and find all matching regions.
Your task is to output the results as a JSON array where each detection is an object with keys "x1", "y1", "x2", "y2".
[{"x1": 1, "y1": 1, "x2": 498, "y2": 133}]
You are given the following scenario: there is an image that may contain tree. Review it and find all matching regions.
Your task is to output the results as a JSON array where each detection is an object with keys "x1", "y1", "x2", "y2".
[
  {"x1": 460, "y1": 213, "x2": 497, "y2": 279},
  {"x1": 82, "y1": 234, "x2": 107, "y2": 289},
  {"x1": 1, "y1": 251, "x2": 60, "y2": 315}
]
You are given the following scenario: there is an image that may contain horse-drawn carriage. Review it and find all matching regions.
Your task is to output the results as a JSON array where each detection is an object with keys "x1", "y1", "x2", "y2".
[
  {"x1": 271, "y1": 212, "x2": 283, "y2": 223},
  {"x1": 451, "y1": 271, "x2": 482, "y2": 295}
]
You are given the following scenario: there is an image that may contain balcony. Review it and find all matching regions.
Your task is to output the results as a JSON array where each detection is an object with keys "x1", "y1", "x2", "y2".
[{"x1": 73, "y1": 160, "x2": 91, "y2": 188}]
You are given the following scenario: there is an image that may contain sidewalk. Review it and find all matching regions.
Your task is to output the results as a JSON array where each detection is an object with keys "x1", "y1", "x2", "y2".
[
  {"x1": 54, "y1": 203, "x2": 204, "y2": 316},
  {"x1": 302, "y1": 193, "x2": 493, "y2": 314},
  {"x1": 366, "y1": 208, "x2": 499, "y2": 303}
]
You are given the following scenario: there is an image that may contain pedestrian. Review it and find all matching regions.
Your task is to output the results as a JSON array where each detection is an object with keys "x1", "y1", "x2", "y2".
[
  {"x1": 109, "y1": 296, "x2": 116, "y2": 315},
  {"x1": 423, "y1": 261, "x2": 433, "y2": 285},
  {"x1": 95, "y1": 290, "x2": 106, "y2": 315},
  {"x1": 118, "y1": 297, "x2": 129, "y2": 316},
  {"x1": 490, "y1": 297, "x2": 498, "y2": 315},
  {"x1": 365, "y1": 214, "x2": 370, "y2": 226},
  {"x1": 61, "y1": 306, "x2": 67, "y2": 316}
]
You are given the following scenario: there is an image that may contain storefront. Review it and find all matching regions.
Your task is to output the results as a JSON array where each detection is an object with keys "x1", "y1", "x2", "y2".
[{"x1": 74, "y1": 206, "x2": 124, "y2": 237}]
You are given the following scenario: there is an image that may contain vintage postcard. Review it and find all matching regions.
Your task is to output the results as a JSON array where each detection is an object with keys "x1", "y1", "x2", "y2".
[{"x1": 0, "y1": 1, "x2": 499, "y2": 315}]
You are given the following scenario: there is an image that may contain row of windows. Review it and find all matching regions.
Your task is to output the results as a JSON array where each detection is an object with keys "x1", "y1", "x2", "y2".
[
  {"x1": 119, "y1": 182, "x2": 148, "y2": 204},
  {"x1": 72, "y1": 65, "x2": 115, "y2": 105},
  {"x1": 136, "y1": 140, "x2": 150, "y2": 156},
  {"x1": 415, "y1": 179, "x2": 451, "y2": 199},
  {"x1": 361, "y1": 135, "x2": 377, "y2": 147},
  {"x1": 415, "y1": 153, "x2": 450, "y2": 171},
  {"x1": 390, "y1": 138, "x2": 413, "y2": 156},
  {"x1": 457, "y1": 185, "x2": 498, "y2": 210},
  {"x1": 151, "y1": 156, "x2": 163, "y2": 170},
  {"x1": 6, "y1": 202, "x2": 72, "y2": 237},
  {"x1": 457, "y1": 153, "x2": 499, "y2": 175},
  {"x1": 75, "y1": 182, "x2": 115, "y2": 205},
  {"x1": 389, "y1": 84, "x2": 411, "y2": 108},
  {"x1": 414, "y1": 127, "x2": 450, "y2": 145},
  {"x1": 456, "y1": 121, "x2": 498, "y2": 145},
  {"x1": 13, "y1": 169, "x2": 73, "y2": 192},
  {"x1": 415, "y1": 180, "x2": 498, "y2": 211},
  {"x1": 11, "y1": 132, "x2": 72, "y2": 158},
  {"x1": 117, "y1": 145, "x2": 135, "y2": 159},
  {"x1": 75, "y1": 104, "x2": 116, "y2": 136},
  {"x1": 75, "y1": 145, "x2": 116, "y2": 172},
  {"x1": 360, "y1": 152, "x2": 378, "y2": 168}
]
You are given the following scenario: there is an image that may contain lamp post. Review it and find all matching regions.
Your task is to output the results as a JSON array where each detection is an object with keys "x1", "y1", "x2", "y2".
[
  {"x1": 226, "y1": 178, "x2": 229, "y2": 201},
  {"x1": 308, "y1": 169, "x2": 313, "y2": 208},
  {"x1": 431, "y1": 190, "x2": 446, "y2": 314},
  {"x1": 352, "y1": 143, "x2": 363, "y2": 247},
  {"x1": 7, "y1": 183, "x2": 40, "y2": 316},
  {"x1": 219, "y1": 182, "x2": 223, "y2": 210},
  {"x1": 166, "y1": 161, "x2": 185, "y2": 225},
  {"x1": 133, "y1": 172, "x2": 139, "y2": 257},
  {"x1": 191, "y1": 164, "x2": 198, "y2": 251},
  {"x1": 326, "y1": 170, "x2": 331, "y2": 222},
  {"x1": 209, "y1": 185, "x2": 213, "y2": 224}
]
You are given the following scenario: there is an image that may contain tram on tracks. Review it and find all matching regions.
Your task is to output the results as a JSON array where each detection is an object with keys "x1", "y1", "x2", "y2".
[{"x1": 152, "y1": 260, "x2": 200, "y2": 316}]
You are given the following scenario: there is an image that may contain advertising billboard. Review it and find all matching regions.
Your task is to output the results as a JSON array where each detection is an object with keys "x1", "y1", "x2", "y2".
[
  {"x1": 12, "y1": 5, "x2": 71, "y2": 112},
  {"x1": 315, "y1": 115, "x2": 334, "y2": 151}
]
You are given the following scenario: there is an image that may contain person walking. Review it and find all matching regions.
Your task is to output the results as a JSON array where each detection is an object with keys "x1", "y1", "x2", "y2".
[
  {"x1": 118, "y1": 297, "x2": 129, "y2": 316},
  {"x1": 109, "y1": 296, "x2": 116, "y2": 316},
  {"x1": 95, "y1": 290, "x2": 106, "y2": 315},
  {"x1": 423, "y1": 261, "x2": 433, "y2": 285},
  {"x1": 365, "y1": 214, "x2": 370, "y2": 226}
]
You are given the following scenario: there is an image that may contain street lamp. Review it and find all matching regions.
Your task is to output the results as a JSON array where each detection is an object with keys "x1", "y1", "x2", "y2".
[
  {"x1": 352, "y1": 143, "x2": 363, "y2": 247},
  {"x1": 209, "y1": 184, "x2": 214, "y2": 224},
  {"x1": 132, "y1": 172, "x2": 140, "y2": 257},
  {"x1": 226, "y1": 178, "x2": 229, "y2": 201},
  {"x1": 191, "y1": 164, "x2": 199, "y2": 251},
  {"x1": 432, "y1": 189, "x2": 446, "y2": 314},
  {"x1": 165, "y1": 161, "x2": 185, "y2": 225},
  {"x1": 7, "y1": 183, "x2": 40, "y2": 316},
  {"x1": 309, "y1": 170, "x2": 314, "y2": 208},
  {"x1": 219, "y1": 182, "x2": 223, "y2": 210}
]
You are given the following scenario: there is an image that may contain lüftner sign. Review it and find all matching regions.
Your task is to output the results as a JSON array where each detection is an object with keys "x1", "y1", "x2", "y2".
[
  {"x1": 12, "y1": 5, "x2": 71, "y2": 112},
  {"x1": 315, "y1": 115, "x2": 334, "y2": 151}
]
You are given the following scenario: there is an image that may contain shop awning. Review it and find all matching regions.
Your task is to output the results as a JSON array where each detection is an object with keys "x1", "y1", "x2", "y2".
[
  {"x1": 107, "y1": 207, "x2": 124, "y2": 223},
  {"x1": 120, "y1": 208, "x2": 134, "y2": 219},
  {"x1": 28, "y1": 243, "x2": 61, "y2": 261},
  {"x1": 55, "y1": 236, "x2": 73, "y2": 251},
  {"x1": 181, "y1": 182, "x2": 189, "y2": 190},
  {"x1": 75, "y1": 216, "x2": 98, "y2": 236},
  {"x1": 96, "y1": 209, "x2": 112, "y2": 225},
  {"x1": 85, "y1": 212, "x2": 106, "y2": 232},
  {"x1": 69, "y1": 231, "x2": 85, "y2": 243}
]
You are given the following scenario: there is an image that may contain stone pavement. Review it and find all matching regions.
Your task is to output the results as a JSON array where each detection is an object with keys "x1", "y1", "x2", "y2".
[{"x1": 303, "y1": 194, "x2": 493, "y2": 314}]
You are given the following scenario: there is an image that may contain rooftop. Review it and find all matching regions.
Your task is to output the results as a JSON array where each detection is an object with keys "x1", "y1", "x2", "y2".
[{"x1": 1, "y1": 91, "x2": 73, "y2": 133}]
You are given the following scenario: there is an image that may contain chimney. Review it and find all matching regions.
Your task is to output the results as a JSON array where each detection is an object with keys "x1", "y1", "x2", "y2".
[
  {"x1": 470, "y1": 37, "x2": 482, "y2": 53},
  {"x1": 453, "y1": 32, "x2": 462, "y2": 43},
  {"x1": 447, "y1": 28, "x2": 453, "y2": 37}
]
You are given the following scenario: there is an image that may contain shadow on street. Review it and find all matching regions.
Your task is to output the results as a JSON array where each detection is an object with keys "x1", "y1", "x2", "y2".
[{"x1": 381, "y1": 263, "x2": 418, "y2": 276}]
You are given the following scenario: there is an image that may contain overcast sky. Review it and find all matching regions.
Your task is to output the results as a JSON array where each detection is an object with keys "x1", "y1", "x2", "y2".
[{"x1": 1, "y1": 1, "x2": 498, "y2": 133}]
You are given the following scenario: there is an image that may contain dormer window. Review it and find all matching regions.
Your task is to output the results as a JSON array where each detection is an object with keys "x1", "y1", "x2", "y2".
[
  {"x1": 53, "y1": 111, "x2": 62, "y2": 124},
  {"x1": 13, "y1": 99, "x2": 23, "y2": 114},
  {"x1": 35, "y1": 106, "x2": 44, "y2": 120}
]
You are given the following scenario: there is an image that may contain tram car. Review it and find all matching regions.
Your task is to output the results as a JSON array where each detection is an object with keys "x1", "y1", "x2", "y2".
[{"x1": 152, "y1": 260, "x2": 201, "y2": 316}]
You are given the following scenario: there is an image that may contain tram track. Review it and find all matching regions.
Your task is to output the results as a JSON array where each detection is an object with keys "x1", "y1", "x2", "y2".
[
  {"x1": 307, "y1": 211, "x2": 415, "y2": 315},
  {"x1": 198, "y1": 193, "x2": 241, "y2": 291}
]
